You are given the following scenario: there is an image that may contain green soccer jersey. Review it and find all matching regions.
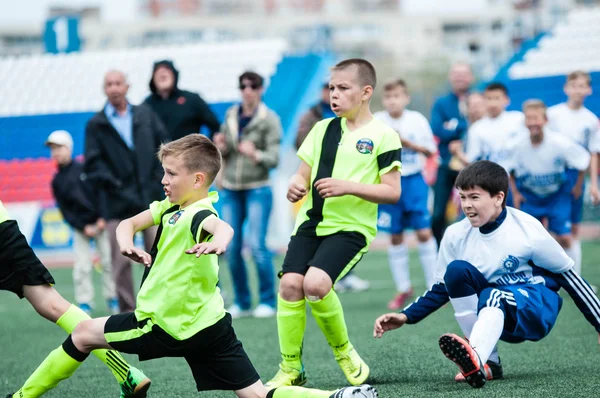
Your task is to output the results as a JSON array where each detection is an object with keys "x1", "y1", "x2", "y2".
[
  {"x1": 0, "y1": 201, "x2": 9, "y2": 224},
  {"x1": 294, "y1": 117, "x2": 402, "y2": 243},
  {"x1": 135, "y1": 191, "x2": 226, "y2": 340}
]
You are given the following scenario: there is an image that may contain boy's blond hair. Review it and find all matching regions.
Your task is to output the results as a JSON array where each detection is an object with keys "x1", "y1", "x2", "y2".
[
  {"x1": 158, "y1": 135, "x2": 221, "y2": 184},
  {"x1": 566, "y1": 70, "x2": 591, "y2": 86},
  {"x1": 522, "y1": 99, "x2": 547, "y2": 115},
  {"x1": 383, "y1": 79, "x2": 408, "y2": 93},
  {"x1": 332, "y1": 58, "x2": 377, "y2": 89}
]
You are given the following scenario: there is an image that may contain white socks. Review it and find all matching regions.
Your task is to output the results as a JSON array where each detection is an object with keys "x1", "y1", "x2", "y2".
[
  {"x1": 450, "y1": 294, "x2": 479, "y2": 338},
  {"x1": 417, "y1": 238, "x2": 438, "y2": 289},
  {"x1": 470, "y1": 307, "x2": 505, "y2": 364},
  {"x1": 388, "y1": 243, "x2": 411, "y2": 292}
]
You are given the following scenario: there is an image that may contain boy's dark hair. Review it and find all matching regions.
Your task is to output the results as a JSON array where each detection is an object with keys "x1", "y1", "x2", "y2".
[
  {"x1": 383, "y1": 79, "x2": 407, "y2": 93},
  {"x1": 455, "y1": 160, "x2": 508, "y2": 207},
  {"x1": 566, "y1": 70, "x2": 591, "y2": 86},
  {"x1": 158, "y1": 135, "x2": 221, "y2": 184},
  {"x1": 238, "y1": 71, "x2": 264, "y2": 88},
  {"x1": 485, "y1": 82, "x2": 509, "y2": 96},
  {"x1": 332, "y1": 58, "x2": 377, "y2": 89}
]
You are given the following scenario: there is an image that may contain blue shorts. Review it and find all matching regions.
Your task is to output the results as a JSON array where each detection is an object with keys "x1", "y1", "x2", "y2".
[
  {"x1": 521, "y1": 192, "x2": 572, "y2": 235},
  {"x1": 566, "y1": 168, "x2": 584, "y2": 224},
  {"x1": 378, "y1": 173, "x2": 431, "y2": 234},
  {"x1": 478, "y1": 283, "x2": 563, "y2": 343}
]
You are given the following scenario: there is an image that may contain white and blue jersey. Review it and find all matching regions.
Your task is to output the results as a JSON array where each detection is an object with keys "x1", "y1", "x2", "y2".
[
  {"x1": 511, "y1": 130, "x2": 590, "y2": 234},
  {"x1": 466, "y1": 111, "x2": 525, "y2": 172},
  {"x1": 401, "y1": 207, "x2": 600, "y2": 342},
  {"x1": 375, "y1": 110, "x2": 436, "y2": 234},
  {"x1": 548, "y1": 103, "x2": 600, "y2": 223}
]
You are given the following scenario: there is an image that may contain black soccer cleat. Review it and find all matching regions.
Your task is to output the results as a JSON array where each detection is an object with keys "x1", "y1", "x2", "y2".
[{"x1": 439, "y1": 333, "x2": 487, "y2": 388}]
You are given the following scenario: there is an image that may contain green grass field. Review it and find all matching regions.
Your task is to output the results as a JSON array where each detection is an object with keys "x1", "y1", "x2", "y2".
[{"x1": 2, "y1": 242, "x2": 600, "y2": 397}]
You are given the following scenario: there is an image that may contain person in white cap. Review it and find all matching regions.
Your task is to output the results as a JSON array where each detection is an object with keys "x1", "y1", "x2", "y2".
[{"x1": 46, "y1": 130, "x2": 119, "y2": 315}]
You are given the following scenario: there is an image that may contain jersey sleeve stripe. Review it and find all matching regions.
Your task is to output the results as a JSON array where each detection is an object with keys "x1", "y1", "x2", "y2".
[
  {"x1": 563, "y1": 270, "x2": 600, "y2": 324},
  {"x1": 377, "y1": 148, "x2": 402, "y2": 170},
  {"x1": 190, "y1": 209, "x2": 217, "y2": 243}
]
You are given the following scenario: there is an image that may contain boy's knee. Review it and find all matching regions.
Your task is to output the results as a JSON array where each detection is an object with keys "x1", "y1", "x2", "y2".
[
  {"x1": 391, "y1": 234, "x2": 404, "y2": 245},
  {"x1": 556, "y1": 235, "x2": 572, "y2": 249},
  {"x1": 416, "y1": 229, "x2": 432, "y2": 242},
  {"x1": 303, "y1": 277, "x2": 332, "y2": 300},
  {"x1": 71, "y1": 320, "x2": 93, "y2": 349},
  {"x1": 444, "y1": 260, "x2": 475, "y2": 287},
  {"x1": 279, "y1": 274, "x2": 304, "y2": 301}
]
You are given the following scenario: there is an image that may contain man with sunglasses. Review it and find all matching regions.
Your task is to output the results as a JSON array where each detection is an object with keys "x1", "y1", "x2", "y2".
[
  {"x1": 144, "y1": 59, "x2": 220, "y2": 141},
  {"x1": 213, "y1": 71, "x2": 282, "y2": 319}
]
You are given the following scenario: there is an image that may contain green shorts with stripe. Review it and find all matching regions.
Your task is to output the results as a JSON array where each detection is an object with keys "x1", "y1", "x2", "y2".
[
  {"x1": 104, "y1": 312, "x2": 260, "y2": 391},
  {"x1": 280, "y1": 231, "x2": 368, "y2": 283}
]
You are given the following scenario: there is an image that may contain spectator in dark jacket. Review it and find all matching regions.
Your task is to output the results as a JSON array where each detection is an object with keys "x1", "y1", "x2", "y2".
[
  {"x1": 144, "y1": 60, "x2": 220, "y2": 141},
  {"x1": 430, "y1": 62, "x2": 473, "y2": 246},
  {"x1": 295, "y1": 82, "x2": 336, "y2": 149},
  {"x1": 84, "y1": 70, "x2": 169, "y2": 312},
  {"x1": 46, "y1": 130, "x2": 118, "y2": 315}
]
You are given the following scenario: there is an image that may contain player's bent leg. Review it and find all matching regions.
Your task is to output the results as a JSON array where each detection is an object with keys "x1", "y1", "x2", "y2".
[
  {"x1": 24, "y1": 285, "x2": 149, "y2": 395},
  {"x1": 305, "y1": 268, "x2": 369, "y2": 386},
  {"x1": 267, "y1": 273, "x2": 308, "y2": 388},
  {"x1": 23, "y1": 284, "x2": 71, "y2": 323}
]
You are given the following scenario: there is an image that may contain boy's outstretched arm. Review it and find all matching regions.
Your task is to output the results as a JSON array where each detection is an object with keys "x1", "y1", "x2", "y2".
[
  {"x1": 314, "y1": 169, "x2": 401, "y2": 204},
  {"x1": 116, "y1": 210, "x2": 155, "y2": 266},
  {"x1": 186, "y1": 217, "x2": 234, "y2": 256},
  {"x1": 373, "y1": 282, "x2": 450, "y2": 338}
]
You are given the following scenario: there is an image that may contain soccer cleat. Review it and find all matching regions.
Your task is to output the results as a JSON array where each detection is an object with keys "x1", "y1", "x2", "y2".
[
  {"x1": 6, "y1": 394, "x2": 13, "y2": 397},
  {"x1": 439, "y1": 333, "x2": 486, "y2": 389},
  {"x1": 330, "y1": 384, "x2": 378, "y2": 398},
  {"x1": 252, "y1": 304, "x2": 276, "y2": 318},
  {"x1": 120, "y1": 367, "x2": 151, "y2": 398},
  {"x1": 335, "y1": 347, "x2": 370, "y2": 386},
  {"x1": 387, "y1": 288, "x2": 414, "y2": 310},
  {"x1": 265, "y1": 363, "x2": 307, "y2": 388},
  {"x1": 454, "y1": 359, "x2": 503, "y2": 382}
]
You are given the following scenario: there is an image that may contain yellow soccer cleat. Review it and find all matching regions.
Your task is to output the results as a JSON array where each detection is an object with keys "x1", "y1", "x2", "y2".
[
  {"x1": 335, "y1": 347, "x2": 370, "y2": 386},
  {"x1": 265, "y1": 363, "x2": 307, "y2": 389}
]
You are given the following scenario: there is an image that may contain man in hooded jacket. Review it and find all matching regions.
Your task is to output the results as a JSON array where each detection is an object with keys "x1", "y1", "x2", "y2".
[{"x1": 144, "y1": 60, "x2": 221, "y2": 141}]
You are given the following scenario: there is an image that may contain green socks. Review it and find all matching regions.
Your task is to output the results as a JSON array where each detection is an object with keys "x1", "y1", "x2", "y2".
[
  {"x1": 307, "y1": 289, "x2": 351, "y2": 354},
  {"x1": 277, "y1": 294, "x2": 307, "y2": 369},
  {"x1": 14, "y1": 337, "x2": 87, "y2": 398},
  {"x1": 56, "y1": 304, "x2": 129, "y2": 383}
]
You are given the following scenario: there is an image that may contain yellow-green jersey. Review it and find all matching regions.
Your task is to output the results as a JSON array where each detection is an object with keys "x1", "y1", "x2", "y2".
[
  {"x1": 0, "y1": 201, "x2": 9, "y2": 224},
  {"x1": 135, "y1": 192, "x2": 226, "y2": 340},
  {"x1": 294, "y1": 117, "x2": 402, "y2": 243}
]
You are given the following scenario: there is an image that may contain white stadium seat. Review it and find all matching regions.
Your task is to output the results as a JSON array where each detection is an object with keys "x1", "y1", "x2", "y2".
[{"x1": 0, "y1": 39, "x2": 287, "y2": 117}]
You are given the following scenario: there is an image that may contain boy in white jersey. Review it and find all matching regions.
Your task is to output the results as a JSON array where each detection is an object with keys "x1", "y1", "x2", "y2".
[
  {"x1": 374, "y1": 79, "x2": 438, "y2": 310},
  {"x1": 372, "y1": 160, "x2": 600, "y2": 389},
  {"x1": 465, "y1": 83, "x2": 524, "y2": 177},
  {"x1": 547, "y1": 71, "x2": 599, "y2": 273},
  {"x1": 510, "y1": 100, "x2": 590, "y2": 260},
  {"x1": 591, "y1": 128, "x2": 600, "y2": 205}
]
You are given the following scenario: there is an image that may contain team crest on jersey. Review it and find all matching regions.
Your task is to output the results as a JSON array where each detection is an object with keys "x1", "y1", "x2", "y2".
[
  {"x1": 168, "y1": 210, "x2": 184, "y2": 225},
  {"x1": 501, "y1": 255, "x2": 520, "y2": 273},
  {"x1": 553, "y1": 157, "x2": 563, "y2": 168},
  {"x1": 356, "y1": 138, "x2": 374, "y2": 154}
]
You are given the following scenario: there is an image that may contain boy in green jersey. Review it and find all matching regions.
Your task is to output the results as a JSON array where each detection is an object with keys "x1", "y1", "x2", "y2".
[
  {"x1": 267, "y1": 59, "x2": 403, "y2": 388},
  {"x1": 8, "y1": 135, "x2": 378, "y2": 398}
]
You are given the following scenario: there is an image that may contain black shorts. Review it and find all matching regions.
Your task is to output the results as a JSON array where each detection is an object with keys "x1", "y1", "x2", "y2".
[
  {"x1": 104, "y1": 312, "x2": 260, "y2": 391},
  {"x1": 0, "y1": 220, "x2": 55, "y2": 298},
  {"x1": 280, "y1": 231, "x2": 368, "y2": 282}
]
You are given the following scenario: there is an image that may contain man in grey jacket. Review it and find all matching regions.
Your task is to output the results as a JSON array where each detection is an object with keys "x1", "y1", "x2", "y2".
[{"x1": 213, "y1": 71, "x2": 281, "y2": 318}]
